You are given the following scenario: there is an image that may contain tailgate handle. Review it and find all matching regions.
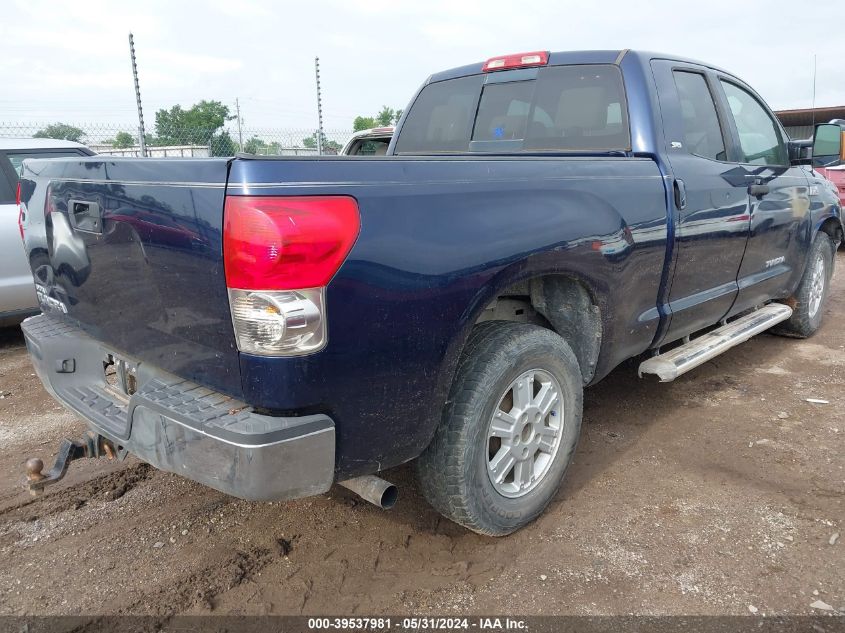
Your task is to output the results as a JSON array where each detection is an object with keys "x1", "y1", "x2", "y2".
[{"x1": 68, "y1": 200, "x2": 102, "y2": 234}]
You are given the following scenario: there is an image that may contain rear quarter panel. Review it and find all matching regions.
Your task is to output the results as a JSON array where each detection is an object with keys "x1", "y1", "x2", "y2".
[{"x1": 230, "y1": 156, "x2": 668, "y2": 476}]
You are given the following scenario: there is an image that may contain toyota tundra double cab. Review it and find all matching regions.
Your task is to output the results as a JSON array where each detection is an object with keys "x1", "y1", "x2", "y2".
[{"x1": 17, "y1": 50, "x2": 844, "y2": 535}]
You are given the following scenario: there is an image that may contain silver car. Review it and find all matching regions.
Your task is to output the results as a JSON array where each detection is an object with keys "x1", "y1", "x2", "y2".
[{"x1": 0, "y1": 138, "x2": 93, "y2": 325}]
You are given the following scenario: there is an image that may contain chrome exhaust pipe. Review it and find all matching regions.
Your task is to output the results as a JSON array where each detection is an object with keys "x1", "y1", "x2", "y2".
[{"x1": 339, "y1": 475, "x2": 398, "y2": 509}]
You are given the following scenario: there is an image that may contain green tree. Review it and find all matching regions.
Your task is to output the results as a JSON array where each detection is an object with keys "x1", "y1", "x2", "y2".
[
  {"x1": 376, "y1": 106, "x2": 395, "y2": 127},
  {"x1": 33, "y1": 123, "x2": 85, "y2": 142},
  {"x1": 154, "y1": 100, "x2": 236, "y2": 155},
  {"x1": 210, "y1": 131, "x2": 238, "y2": 157},
  {"x1": 353, "y1": 116, "x2": 377, "y2": 132},
  {"x1": 112, "y1": 131, "x2": 135, "y2": 148},
  {"x1": 353, "y1": 107, "x2": 403, "y2": 132},
  {"x1": 302, "y1": 132, "x2": 341, "y2": 154},
  {"x1": 243, "y1": 137, "x2": 284, "y2": 156},
  {"x1": 244, "y1": 136, "x2": 267, "y2": 154}
]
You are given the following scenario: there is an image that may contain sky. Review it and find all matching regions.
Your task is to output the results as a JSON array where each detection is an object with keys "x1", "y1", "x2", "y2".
[{"x1": 1, "y1": 0, "x2": 843, "y2": 135}]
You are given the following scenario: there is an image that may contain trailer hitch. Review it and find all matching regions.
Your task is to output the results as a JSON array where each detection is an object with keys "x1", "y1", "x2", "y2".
[{"x1": 24, "y1": 431, "x2": 114, "y2": 496}]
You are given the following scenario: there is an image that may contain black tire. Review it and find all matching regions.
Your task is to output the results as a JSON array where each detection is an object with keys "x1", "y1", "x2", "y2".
[
  {"x1": 416, "y1": 321, "x2": 583, "y2": 536},
  {"x1": 773, "y1": 233, "x2": 835, "y2": 338}
]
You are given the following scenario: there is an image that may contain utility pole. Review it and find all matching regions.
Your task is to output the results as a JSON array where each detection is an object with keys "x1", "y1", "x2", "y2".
[
  {"x1": 314, "y1": 56, "x2": 324, "y2": 155},
  {"x1": 811, "y1": 54, "x2": 817, "y2": 129},
  {"x1": 235, "y1": 98, "x2": 243, "y2": 152},
  {"x1": 128, "y1": 33, "x2": 147, "y2": 158}
]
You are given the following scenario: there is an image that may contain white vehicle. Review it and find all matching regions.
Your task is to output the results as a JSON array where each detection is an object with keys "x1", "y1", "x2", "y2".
[
  {"x1": 340, "y1": 127, "x2": 394, "y2": 156},
  {"x1": 0, "y1": 138, "x2": 93, "y2": 324}
]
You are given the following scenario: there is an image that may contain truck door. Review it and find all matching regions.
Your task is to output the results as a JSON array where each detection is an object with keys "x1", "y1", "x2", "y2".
[
  {"x1": 650, "y1": 60, "x2": 751, "y2": 342},
  {"x1": 713, "y1": 78, "x2": 811, "y2": 315}
]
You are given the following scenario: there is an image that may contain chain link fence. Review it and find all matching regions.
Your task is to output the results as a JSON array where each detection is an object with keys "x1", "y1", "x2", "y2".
[{"x1": 0, "y1": 122, "x2": 355, "y2": 157}]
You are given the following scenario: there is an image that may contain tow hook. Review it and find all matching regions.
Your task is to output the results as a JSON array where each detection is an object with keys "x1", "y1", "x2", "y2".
[{"x1": 24, "y1": 431, "x2": 114, "y2": 496}]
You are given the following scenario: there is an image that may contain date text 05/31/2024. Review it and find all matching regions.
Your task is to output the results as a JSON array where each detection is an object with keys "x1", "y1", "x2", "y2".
[{"x1": 307, "y1": 617, "x2": 528, "y2": 630}]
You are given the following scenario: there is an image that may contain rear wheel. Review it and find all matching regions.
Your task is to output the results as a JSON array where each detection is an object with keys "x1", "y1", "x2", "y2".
[
  {"x1": 416, "y1": 321, "x2": 583, "y2": 536},
  {"x1": 773, "y1": 233, "x2": 835, "y2": 338}
]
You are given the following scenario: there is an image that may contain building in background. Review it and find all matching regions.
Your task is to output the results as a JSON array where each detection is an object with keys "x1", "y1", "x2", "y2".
[
  {"x1": 775, "y1": 106, "x2": 845, "y2": 140},
  {"x1": 775, "y1": 106, "x2": 845, "y2": 207},
  {"x1": 90, "y1": 144, "x2": 210, "y2": 157}
]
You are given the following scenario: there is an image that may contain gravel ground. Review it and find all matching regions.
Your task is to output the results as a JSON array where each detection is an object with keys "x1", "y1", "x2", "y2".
[{"x1": 0, "y1": 255, "x2": 842, "y2": 617}]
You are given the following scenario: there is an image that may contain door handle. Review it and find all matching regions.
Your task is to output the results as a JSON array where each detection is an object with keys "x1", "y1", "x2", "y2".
[
  {"x1": 673, "y1": 178, "x2": 687, "y2": 210},
  {"x1": 68, "y1": 199, "x2": 102, "y2": 234},
  {"x1": 747, "y1": 183, "x2": 770, "y2": 198}
]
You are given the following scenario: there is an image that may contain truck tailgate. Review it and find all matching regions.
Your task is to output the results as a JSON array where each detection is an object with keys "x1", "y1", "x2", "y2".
[{"x1": 19, "y1": 158, "x2": 241, "y2": 397}]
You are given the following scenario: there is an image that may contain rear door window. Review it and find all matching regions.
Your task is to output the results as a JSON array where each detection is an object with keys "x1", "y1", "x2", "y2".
[
  {"x1": 395, "y1": 64, "x2": 629, "y2": 154},
  {"x1": 671, "y1": 70, "x2": 727, "y2": 161}
]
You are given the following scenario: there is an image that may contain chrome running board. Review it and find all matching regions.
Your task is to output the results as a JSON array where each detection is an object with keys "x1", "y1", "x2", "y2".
[{"x1": 639, "y1": 304, "x2": 793, "y2": 382}]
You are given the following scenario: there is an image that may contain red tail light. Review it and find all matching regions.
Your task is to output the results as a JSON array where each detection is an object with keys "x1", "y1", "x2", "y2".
[
  {"x1": 482, "y1": 51, "x2": 549, "y2": 72},
  {"x1": 16, "y1": 183, "x2": 24, "y2": 241},
  {"x1": 223, "y1": 195, "x2": 360, "y2": 291}
]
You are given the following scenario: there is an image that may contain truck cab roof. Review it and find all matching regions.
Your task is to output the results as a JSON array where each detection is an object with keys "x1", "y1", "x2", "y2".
[{"x1": 428, "y1": 49, "x2": 733, "y2": 83}]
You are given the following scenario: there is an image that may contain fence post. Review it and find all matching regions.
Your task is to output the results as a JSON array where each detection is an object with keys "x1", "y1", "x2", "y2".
[
  {"x1": 315, "y1": 57, "x2": 324, "y2": 156},
  {"x1": 128, "y1": 33, "x2": 147, "y2": 158},
  {"x1": 236, "y1": 98, "x2": 244, "y2": 153}
]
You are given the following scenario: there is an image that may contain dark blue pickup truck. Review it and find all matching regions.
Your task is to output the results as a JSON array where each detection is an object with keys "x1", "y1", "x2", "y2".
[{"x1": 17, "y1": 50, "x2": 844, "y2": 535}]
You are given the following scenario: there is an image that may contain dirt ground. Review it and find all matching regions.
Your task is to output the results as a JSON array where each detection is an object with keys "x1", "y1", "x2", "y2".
[{"x1": 0, "y1": 257, "x2": 843, "y2": 618}]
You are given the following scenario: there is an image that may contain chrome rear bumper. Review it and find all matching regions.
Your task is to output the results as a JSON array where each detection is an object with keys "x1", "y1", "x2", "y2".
[{"x1": 22, "y1": 314, "x2": 335, "y2": 501}]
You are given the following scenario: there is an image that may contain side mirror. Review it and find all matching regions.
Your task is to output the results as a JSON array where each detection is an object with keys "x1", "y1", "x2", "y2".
[{"x1": 812, "y1": 123, "x2": 844, "y2": 167}]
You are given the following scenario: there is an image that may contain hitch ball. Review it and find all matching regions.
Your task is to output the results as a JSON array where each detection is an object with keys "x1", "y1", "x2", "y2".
[
  {"x1": 23, "y1": 433, "x2": 114, "y2": 496},
  {"x1": 26, "y1": 458, "x2": 46, "y2": 482}
]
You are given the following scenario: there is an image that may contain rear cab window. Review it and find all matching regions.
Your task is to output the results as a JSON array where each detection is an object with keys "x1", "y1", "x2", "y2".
[
  {"x1": 395, "y1": 75, "x2": 483, "y2": 153},
  {"x1": 394, "y1": 64, "x2": 630, "y2": 154}
]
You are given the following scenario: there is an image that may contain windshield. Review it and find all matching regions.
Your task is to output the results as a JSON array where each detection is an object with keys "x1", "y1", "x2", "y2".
[{"x1": 395, "y1": 64, "x2": 630, "y2": 154}]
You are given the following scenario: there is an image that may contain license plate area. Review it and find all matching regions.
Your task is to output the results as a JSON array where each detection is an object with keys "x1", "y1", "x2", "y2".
[{"x1": 102, "y1": 353, "x2": 138, "y2": 403}]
